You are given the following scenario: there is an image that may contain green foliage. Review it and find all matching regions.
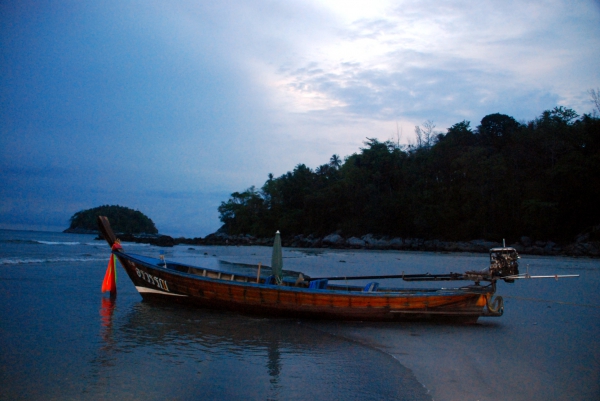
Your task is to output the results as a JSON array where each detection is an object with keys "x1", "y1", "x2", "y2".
[
  {"x1": 218, "y1": 187, "x2": 267, "y2": 236},
  {"x1": 69, "y1": 205, "x2": 158, "y2": 234},
  {"x1": 219, "y1": 107, "x2": 600, "y2": 242}
]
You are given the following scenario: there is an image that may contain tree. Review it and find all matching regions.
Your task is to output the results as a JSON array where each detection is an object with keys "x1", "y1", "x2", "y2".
[
  {"x1": 414, "y1": 120, "x2": 437, "y2": 148},
  {"x1": 442, "y1": 120, "x2": 475, "y2": 146},
  {"x1": 68, "y1": 205, "x2": 158, "y2": 234},
  {"x1": 477, "y1": 113, "x2": 520, "y2": 147},
  {"x1": 589, "y1": 88, "x2": 600, "y2": 115},
  {"x1": 329, "y1": 154, "x2": 342, "y2": 169},
  {"x1": 218, "y1": 106, "x2": 599, "y2": 243},
  {"x1": 218, "y1": 186, "x2": 267, "y2": 236}
]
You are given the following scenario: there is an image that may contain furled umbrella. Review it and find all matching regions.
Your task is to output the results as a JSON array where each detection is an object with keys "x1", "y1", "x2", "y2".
[{"x1": 271, "y1": 231, "x2": 283, "y2": 284}]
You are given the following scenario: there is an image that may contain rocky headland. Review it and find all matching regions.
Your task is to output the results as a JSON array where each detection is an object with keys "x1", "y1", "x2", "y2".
[{"x1": 107, "y1": 229, "x2": 600, "y2": 257}]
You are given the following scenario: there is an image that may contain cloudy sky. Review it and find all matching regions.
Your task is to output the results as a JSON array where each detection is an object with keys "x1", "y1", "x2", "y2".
[{"x1": 1, "y1": 0, "x2": 599, "y2": 237}]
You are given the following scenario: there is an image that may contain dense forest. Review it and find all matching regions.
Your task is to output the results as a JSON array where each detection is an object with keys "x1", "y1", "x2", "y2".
[
  {"x1": 219, "y1": 107, "x2": 600, "y2": 244},
  {"x1": 67, "y1": 205, "x2": 158, "y2": 234}
]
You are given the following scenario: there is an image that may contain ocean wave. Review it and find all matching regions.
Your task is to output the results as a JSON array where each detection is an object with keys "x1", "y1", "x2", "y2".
[
  {"x1": 0, "y1": 239, "x2": 40, "y2": 245},
  {"x1": 0, "y1": 239, "x2": 83, "y2": 246},
  {"x1": 0, "y1": 256, "x2": 107, "y2": 265},
  {"x1": 121, "y1": 242, "x2": 152, "y2": 247},
  {"x1": 1, "y1": 238, "x2": 152, "y2": 247},
  {"x1": 36, "y1": 240, "x2": 81, "y2": 246}
]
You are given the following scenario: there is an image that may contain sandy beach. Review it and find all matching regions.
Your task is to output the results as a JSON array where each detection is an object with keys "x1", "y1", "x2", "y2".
[
  {"x1": 2, "y1": 232, "x2": 596, "y2": 400},
  {"x1": 311, "y1": 261, "x2": 599, "y2": 400},
  {"x1": 206, "y1": 245, "x2": 600, "y2": 401}
]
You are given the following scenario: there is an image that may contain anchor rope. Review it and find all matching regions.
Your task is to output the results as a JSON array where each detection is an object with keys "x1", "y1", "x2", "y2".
[{"x1": 486, "y1": 295, "x2": 504, "y2": 315}]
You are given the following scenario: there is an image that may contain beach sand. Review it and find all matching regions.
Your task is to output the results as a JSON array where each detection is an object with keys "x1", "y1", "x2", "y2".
[
  {"x1": 307, "y1": 266, "x2": 599, "y2": 400},
  {"x1": 205, "y1": 246, "x2": 600, "y2": 401},
  {"x1": 3, "y1": 233, "x2": 596, "y2": 400}
]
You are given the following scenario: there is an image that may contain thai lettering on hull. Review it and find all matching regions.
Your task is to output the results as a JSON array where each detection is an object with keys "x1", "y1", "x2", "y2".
[{"x1": 135, "y1": 267, "x2": 169, "y2": 291}]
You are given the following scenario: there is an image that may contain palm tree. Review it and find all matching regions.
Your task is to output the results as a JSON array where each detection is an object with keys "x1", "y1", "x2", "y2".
[
  {"x1": 329, "y1": 154, "x2": 342, "y2": 169},
  {"x1": 316, "y1": 164, "x2": 331, "y2": 176}
]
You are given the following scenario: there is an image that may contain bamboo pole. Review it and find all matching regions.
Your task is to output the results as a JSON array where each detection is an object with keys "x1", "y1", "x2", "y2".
[{"x1": 309, "y1": 272, "x2": 465, "y2": 282}]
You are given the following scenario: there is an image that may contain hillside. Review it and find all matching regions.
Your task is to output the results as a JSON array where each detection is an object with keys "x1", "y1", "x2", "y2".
[
  {"x1": 219, "y1": 107, "x2": 600, "y2": 245},
  {"x1": 65, "y1": 205, "x2": 158, "y2": 234}
]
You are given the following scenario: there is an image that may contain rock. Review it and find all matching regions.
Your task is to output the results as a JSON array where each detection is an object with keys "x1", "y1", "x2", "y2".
[
  {"x1": 441, "y1": 241, "x2": 460, "y2": 252},
  {"x1": 362, "y1": 234, "x2": 390, "y2": 249},
  {"x1": 63, "y1": 228, "x2": 99, "y2": 234},
  {"x1": 424, "y1": 240, "x2": 440, "y2": 251},
  {"x1": 455, "y1": 242, "x2": 478, "y2": 252},
  {"x1": 117, "y1": 233, "x2": 136, "y2": 242},
  {"x1": 410, "y1": 238, "x2": 425, "y2": 249},
  {"x1": 290, "y1": 235, "x2": 305, "y2": 248},
  {"x1": 510, "y1": 243, "x2": 525, "y2": 253},
  {"x1": 530, "y1": 246, "x2": 544, "y2": 255},
  {"x1": 323, "y1": 233, "x2": 345, "y2": 247},
  {"x1": 154, "y1": 235, "x2": 175, "y2": 247},
  {"x1": 388, "y1": 238, "x2": 404, "y2": 249},
  {"x1": 469, "y1": 239, "x2": 502, "y2": 252},
  {"x1": 310, "y1": 238, "x2": 323, "y2": 248},
  {"x1": 520, "y1": 236, "x2": 532, "y2": 247},
  {"x1": 346, "y1": 237, "x2": 366, "y2": 248},
  {"x1": 134, "y1": 225, "x2": 600, "y2": 257}
]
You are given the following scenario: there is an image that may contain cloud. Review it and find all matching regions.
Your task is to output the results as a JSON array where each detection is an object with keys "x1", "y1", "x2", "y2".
[
  {"x1": 273, "y1": 0, "x2": 600, "y2": 127},
  {"x1": 0, "y1": 0, "x2": 598, "y2": 236}
]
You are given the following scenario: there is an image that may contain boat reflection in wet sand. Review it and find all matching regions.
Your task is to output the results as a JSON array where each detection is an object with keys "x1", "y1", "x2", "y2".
[{"x1": 97, "y1": 216, "x2": 578, "y2": 323}]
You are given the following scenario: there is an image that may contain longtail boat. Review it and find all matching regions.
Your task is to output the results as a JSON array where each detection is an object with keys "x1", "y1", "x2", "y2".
[{"x1": 97, "y1": 216, "x2": 578, "y2": 323}]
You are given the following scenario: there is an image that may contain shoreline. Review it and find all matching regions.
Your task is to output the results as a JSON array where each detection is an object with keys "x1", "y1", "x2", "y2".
[{"x1": 94, "y1": 231, "x2": 600, "y2": 258}]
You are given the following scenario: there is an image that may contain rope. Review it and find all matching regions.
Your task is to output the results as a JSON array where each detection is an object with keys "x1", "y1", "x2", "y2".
[{"x1": 486, "y1": 295, "x2": 504, "y2": 316}]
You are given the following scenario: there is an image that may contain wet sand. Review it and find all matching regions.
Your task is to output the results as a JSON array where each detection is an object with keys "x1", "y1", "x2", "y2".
[
  {"x1": 202, "y1": 246, "x2": 600, "y2": 401},
  {"x1": 309, "y1": 256, "x2": 599, "y2": 401},
  {"x1": 4, "y1": 232, "x2": 596, "y2": 400}
]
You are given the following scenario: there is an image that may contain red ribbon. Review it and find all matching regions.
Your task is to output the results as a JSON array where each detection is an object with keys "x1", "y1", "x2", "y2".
[{"x1": 102, "y1": 242, "x2": 122, "y2": 295}]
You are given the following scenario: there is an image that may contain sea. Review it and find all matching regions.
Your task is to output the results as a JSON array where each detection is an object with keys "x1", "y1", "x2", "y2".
[{"x1": 1, "y1": 229, "x2": 599, "y2": 401}]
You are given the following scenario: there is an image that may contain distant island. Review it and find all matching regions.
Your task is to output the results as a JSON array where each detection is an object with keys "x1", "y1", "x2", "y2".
[{"x1": 64, "y1": 205, "x2": 158, "y2": 235}]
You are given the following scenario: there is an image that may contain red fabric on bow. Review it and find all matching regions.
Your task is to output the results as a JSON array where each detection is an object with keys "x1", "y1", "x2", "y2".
[{"x1": 102, "y1": 242, "x2": 123, "y2": 296}]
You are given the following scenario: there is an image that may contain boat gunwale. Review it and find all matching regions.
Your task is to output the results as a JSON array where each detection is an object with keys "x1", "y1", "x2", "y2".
[{"x1": 115, "y1": 251, "x2": 492, "y2": 298}]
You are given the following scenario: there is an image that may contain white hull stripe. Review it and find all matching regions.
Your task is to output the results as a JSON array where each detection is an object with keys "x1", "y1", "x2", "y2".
[{"x1": 135, "y1": 286, "x2": 188, "y2": 297}]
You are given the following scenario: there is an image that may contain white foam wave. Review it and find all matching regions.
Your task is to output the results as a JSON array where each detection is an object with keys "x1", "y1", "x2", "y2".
[
  {"x1": 81, "y1": 241, "x2": 151, "y2": 247},
  {"x1": 36, "y1": 241, "x2": 81, "y2": 246},
  {"x1": 0, "y1": 256, "x2": 107, "y2": 265},
  {"x1": 122, "y1": 242, "x2": 151, "y2": 247}
]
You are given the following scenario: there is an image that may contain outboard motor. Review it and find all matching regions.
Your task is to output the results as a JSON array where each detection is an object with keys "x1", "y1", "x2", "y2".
[{"x1": 489, "y1": 247, "x2": 520, "y2": 283}]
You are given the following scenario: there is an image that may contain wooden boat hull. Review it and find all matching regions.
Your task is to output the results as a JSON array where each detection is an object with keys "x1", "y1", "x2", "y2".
[
  {"x1": 97, "y1": 216, "x2": 498, "y2": 323},
  {"x1": 114, "y1": 252, "x2": 491, "y2": 323}
]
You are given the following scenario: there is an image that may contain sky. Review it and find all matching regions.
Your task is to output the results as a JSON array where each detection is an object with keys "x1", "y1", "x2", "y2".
[{"x1": 1, "y1": 0, "x2": 599, "y2": 237}]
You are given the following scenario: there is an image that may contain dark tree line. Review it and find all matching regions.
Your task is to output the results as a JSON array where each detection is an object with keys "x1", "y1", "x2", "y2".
[
  {"x1": 219, "y1": 107, "x2": 600, "y2": 243},
  {"x1": 69, "y1": 205, "x2": 158, "y2": 234}
]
